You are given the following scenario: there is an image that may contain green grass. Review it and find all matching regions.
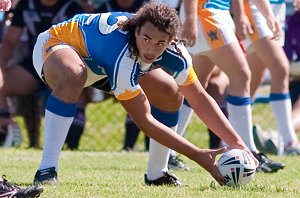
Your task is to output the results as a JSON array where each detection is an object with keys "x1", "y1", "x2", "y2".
[
  {"x1": 1, "y1": 97, "x2": 300, "y2": 197},
  {"x1": 1, "y1": 149, "x2": 300, "y2": 197}
]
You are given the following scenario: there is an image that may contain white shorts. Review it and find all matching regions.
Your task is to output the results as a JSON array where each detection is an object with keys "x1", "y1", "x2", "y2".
[
  {"x1": 242, "y1": 1, "x2": 285, "y2": 50},
  {"x1": 179, "y1": 6, "x2": 238, "y2": 55},
  {"x1": 32, "y1": 31, "x2": 106, "y2": 87}
]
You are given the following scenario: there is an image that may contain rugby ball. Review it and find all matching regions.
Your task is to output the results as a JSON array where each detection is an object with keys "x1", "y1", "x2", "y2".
[{"x1": 217, "y1": 149, "x2": 256, "y2": 187}]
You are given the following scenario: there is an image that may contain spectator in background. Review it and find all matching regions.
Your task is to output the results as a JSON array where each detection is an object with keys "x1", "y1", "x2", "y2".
[
  {"x1": 284, "y1": 7, "x2": 300, "y2": 133},
  {"x1": 96, "y1": 0, "x2": 147, "y2": 13},
  {"x1": 153, "y1": 0, "x2": 181, "y2": 11},
  {"x1": 0, "y1": 0, "x2": 84, "y2": 148}
]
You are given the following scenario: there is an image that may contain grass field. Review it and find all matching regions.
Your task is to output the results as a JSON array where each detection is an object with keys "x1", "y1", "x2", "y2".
[
  {"x1": 1, "y1": 95, "x2": 300, "y2": 197},
  {"x1": 1, "y1": 149, "x2": 300, "y2": 198}
]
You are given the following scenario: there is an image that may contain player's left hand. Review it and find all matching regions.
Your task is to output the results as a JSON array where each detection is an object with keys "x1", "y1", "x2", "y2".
[{"x1": 196, "y1": 147, "x2": 228, "y2": 186}]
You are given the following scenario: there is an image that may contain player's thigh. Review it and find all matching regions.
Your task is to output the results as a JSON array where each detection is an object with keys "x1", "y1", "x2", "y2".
[
  {"x1": 138, "y1": 68, "x2": 183, "y2": 111},
  {"x1": 208, "y1": 43, "x2": 250, "y2": 82},
  {"x1": 4, "y1": 65, "x2": 40, "y2": 96},
  {"x1": 34, "y1": 32, "x2": 87, "y2": 92},
  {"x1": 43, "y1": 48, "x2": 87, "y2": 89},
  {"x1": 251, "y1": 38, "x2": 289, "y2": 75}
]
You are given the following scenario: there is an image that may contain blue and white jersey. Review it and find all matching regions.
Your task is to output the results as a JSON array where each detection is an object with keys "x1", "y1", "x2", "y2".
[
  {"x1": 200, "y1": 0, "x2": 231, "y2": 10},
  {"x1": 44, "y1": 12, "x2": 195, "y2": 100}
]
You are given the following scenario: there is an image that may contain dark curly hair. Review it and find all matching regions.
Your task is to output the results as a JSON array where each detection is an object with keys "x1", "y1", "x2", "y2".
[{"x1": 118, "y1": 2, "x2": 181, "y2": 57}]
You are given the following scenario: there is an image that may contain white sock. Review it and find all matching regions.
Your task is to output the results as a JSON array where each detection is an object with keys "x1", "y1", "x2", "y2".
[
  {"x1": 169, "y1": 103, "x2": 194, "y2": 157},
  {"x1": 39, "y1": 110, "x2": 74, "y2": 171},
  {"x1": 147, "y1": 126, "x2": 177, "y2": 180},
  {"x1": 177, "y1": 103, "x2": 194, "y2": 137},
  {"x1": 270, "y1": 99, "x2": 298, "y2": 145},
  {"x1": 227, "y1": 103, "x2": 257, "y2": 151}
]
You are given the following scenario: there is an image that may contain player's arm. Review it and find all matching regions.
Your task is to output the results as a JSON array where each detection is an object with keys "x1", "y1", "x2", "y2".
[
  {"x1": 119, "y1": 90, "x2": 225, "y2": 185},
  {"x1": 181, "y1": 0, "x2": 198, "y2": 46},
  {"x1": 179, "y1": 77, "x2": 247, "y2": 150},
  {"x1": 231, "y1": 0, "x2": 253, "y2": 40}
]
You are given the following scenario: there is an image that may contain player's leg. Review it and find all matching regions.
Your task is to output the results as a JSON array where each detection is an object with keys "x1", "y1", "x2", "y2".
[
  {"x1": 205, "y1": 68, "x2": 229, "y2": 149},
  {"x1": 181, "y1": 6, "x2": 256, "y2": 153},
  {"x1": 245, "y1": 1, "x2": 299, "y2": 155},
  {"x1": 32, "y1": 33, "x2": 87, "y2": 185},
  {"x1": 250, "y1": 38, "x2": 299, "y2": 155},
  {"x1": 204, "y1": 43, "x2": 257, "y2": 152},
  {"x1": 138, "y1": 68, "x2": 183, "y2": 186}
]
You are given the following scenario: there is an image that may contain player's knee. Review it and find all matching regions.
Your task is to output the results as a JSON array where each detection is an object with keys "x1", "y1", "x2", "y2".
[{"x1": 231, "y1": 68, "x2": 251, "y2": 90}]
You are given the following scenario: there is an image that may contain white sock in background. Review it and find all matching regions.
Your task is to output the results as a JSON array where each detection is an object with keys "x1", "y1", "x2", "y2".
[
  {"x1": 270, "y1": 99, "x2": 298, "y2": 146},
  {"x1": 177, "y1": 103, "x2": 194, "y2": 137}
]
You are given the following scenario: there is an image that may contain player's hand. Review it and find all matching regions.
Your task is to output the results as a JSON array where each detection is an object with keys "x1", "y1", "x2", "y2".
[
  {"x1": 234, "y1": 13, "x2": 254, "y2": 40},
  {"x1": 227, "y1": 144, "x2": 259, "y2": 168},
  {"x1": 265, "y1": 16, "x2": 281, "y2": 41},
  {"x1": 181, "y1": 20, "x2": 198, "y2": 47},
  {"x1": 196, "y1": 147, "x2": 228, "y2": 185},
  {"x1": 0, "y1": 0, "x2": 11, "y2": 12}
]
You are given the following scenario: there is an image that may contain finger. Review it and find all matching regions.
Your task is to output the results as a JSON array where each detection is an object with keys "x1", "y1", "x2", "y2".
[
  {"x1": 236, "y1": 31, "x2": 245, "y2": 40},
  {"x1": 213, "y1": 146, "x2": 228, "y2": 155},
  {"x1": 245, "y1": 150, "x2": 259, "y2": 167},
  {"x1": 247, "y1": 24, "x2": 254, "y2": 35},
  {"x1": 275, "y1": 23, "x2": 282, "y2": 40}
]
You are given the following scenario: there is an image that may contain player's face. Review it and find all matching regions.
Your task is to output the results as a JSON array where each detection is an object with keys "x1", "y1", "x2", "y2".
[{"x1": 135, "y1": 21, "x2": 171, "y2": 64}]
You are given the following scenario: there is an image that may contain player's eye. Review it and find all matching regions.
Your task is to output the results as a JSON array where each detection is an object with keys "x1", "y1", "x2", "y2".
[{"x1": 143, "y1": 38, "x2": 150, "y2": 43}]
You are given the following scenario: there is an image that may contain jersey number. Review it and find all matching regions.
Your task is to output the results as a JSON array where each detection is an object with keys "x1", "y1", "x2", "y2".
[{"x1": 84, "y1": 13, "x2": 128, "y2": 35}]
